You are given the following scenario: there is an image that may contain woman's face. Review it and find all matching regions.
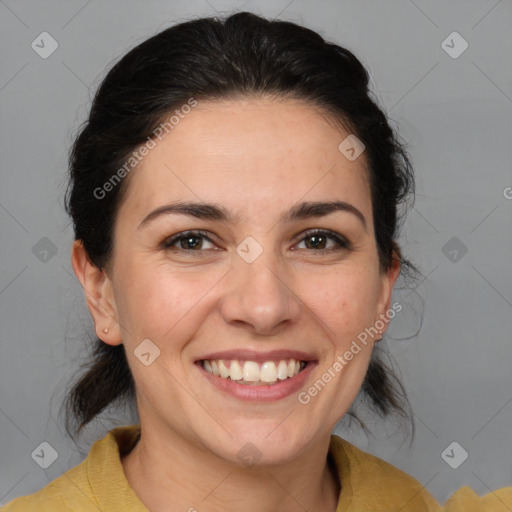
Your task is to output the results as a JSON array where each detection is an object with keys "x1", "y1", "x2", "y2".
[{"x1": 96, "y1": 98, "x2": 399, "y2": 464}]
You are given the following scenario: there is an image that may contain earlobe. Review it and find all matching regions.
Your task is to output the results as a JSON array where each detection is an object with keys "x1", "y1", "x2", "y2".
[
  {"x1": 375, "y1": 249, "x2": 402, "y2": 334},
  {"x1": 71, "y1": 240, "x2": 123, "y2": 346}
]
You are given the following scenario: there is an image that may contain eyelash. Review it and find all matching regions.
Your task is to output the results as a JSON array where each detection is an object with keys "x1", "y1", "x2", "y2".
[{"x1": 161, "y1": 229, "x2": 351, "y2": 255}]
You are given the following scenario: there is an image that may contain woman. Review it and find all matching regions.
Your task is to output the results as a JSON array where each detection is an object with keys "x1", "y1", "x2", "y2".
[{"x1": 3, "y1": 11, "x2": 511, "y2": 512}]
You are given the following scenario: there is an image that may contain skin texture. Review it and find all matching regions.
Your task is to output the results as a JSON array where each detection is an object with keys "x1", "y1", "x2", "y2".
[{"x1": 72, "y1": 97, "x2": 401, "y2": 512}]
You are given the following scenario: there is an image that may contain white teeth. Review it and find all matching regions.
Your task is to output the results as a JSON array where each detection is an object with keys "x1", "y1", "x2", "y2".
[
  {"x1": 260, "y1": 361, "x2": 277, "y2": 382},
  {"x1": 243, "y1": 361, "x2": 260, "y2": 382},
  {"x1": 211, "y1": 360, "x2": 220, "y2": 376},
  {"x1": 287, "y1": 360, "x2": 295, "y2": 378},
  {"x1": 229, "y1": 360, "x2": 243, "y2": 381},
  {"x1": 201, "y1": 358, "x2": 306, "y2": 384},
  {"x1": 218, "y1": 359, "x2": 230, "y2": 378},
  {"x1": 277, "y1": 360, "x2": 288, "y2": 380}
]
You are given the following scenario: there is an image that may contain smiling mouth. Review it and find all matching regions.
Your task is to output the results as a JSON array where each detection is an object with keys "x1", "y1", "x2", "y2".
[{"x1": 198, "y1": 358, "x2": 309, "y2": 386}]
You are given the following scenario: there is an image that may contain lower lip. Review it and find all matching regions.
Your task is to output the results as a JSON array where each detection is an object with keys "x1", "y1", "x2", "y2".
[{"x1": 196, "y1": 362, "x2": 317, "y2": 402}]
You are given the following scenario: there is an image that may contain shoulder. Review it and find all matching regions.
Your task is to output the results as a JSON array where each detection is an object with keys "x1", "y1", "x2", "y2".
[
  {"x1": 443, "y1": 485, "x2": 512, "y2": 511},
  {"x1": 330, "y1": 434, "x2": 442, "y2": 511},
  {"x1": 2, "y1": 425, "x2": 141, "y2": 512},
  {"x1": 1, "y1": 459, "x2": 95, "y2": 511},
  {"x1": 330, "y1": 436, "x2": 512, "y2": 511}
]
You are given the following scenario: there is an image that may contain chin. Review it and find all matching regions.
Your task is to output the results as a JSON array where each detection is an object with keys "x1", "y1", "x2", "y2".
[{"x1": 205, "y1": 426, "x2": 313, "y2": 468}]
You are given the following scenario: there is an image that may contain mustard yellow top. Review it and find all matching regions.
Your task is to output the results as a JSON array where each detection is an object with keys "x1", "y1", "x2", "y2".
[{"x1": 2, "y1": 425, "x2": 511, "y2": 511}]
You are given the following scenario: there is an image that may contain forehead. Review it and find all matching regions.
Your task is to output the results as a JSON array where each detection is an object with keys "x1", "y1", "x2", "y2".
[{"x1": 118, "y1": 97, "x2": 371, "y2": 222}]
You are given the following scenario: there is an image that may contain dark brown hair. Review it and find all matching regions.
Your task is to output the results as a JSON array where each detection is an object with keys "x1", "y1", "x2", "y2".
[{"x1": 64, "y1": 11, "x2": 415, "y2": 439}]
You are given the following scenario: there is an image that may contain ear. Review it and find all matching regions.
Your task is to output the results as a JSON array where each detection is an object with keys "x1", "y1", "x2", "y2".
[
  {"x1": 71, "y1": 240, "x2": 123, "y2": 346},
  {"x1": 375, "y1": 245, "x2": 402, "y2": 335}
]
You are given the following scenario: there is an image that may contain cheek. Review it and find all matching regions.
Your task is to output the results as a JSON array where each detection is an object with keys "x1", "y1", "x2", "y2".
[
  {"x1": 114, "y1": 260, "x2": 224, "y2": 342},
  {"x1": 299, "y1": 265, "x2": 381, "y2": 343}
]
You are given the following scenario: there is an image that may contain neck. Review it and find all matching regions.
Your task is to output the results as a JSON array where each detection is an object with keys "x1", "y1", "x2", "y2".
[{"x1": 121, "y1": 423, "x2": 340, "y2": 512}]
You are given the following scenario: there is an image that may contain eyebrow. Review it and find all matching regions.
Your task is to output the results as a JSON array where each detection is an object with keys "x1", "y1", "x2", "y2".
[{"x1": 138, "y1": 200, "x2": 367, "y2": 230}]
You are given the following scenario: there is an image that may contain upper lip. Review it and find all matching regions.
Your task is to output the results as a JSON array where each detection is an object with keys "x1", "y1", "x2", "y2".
[{"x1": 195, "y1": 349, "x2": 317, "y2": 364}]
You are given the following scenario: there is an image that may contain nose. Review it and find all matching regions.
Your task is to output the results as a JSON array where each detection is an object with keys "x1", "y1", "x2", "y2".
[{"x1": 219, "y1": 249, "x2": 301, "y2": 335}]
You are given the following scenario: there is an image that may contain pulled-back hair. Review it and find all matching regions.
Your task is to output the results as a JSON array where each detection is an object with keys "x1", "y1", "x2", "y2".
[{"x1": 64, "y1": 11, "x2": 415, "y2": 439}]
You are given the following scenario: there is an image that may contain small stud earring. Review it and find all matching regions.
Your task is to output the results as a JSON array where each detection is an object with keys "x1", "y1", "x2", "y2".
[{"x1": 103, "y1": 328, "x2": 109, "y2": 334}]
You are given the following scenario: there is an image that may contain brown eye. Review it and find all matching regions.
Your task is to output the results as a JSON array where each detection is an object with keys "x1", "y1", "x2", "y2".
[
  {"x1": 295, "y1": 229, "x2": 351, "y2": 253},
  {"x1": 162, "y1": 230, "x2": 216, "y2": 251},
  {"x1": 304, "y1": 233, "x2": 328, "y2": 250}
]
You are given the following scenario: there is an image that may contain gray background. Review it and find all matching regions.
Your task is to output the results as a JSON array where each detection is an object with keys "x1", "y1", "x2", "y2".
[{"x1": 1, "y1": 0, "x2": 511, "y2": 506}]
